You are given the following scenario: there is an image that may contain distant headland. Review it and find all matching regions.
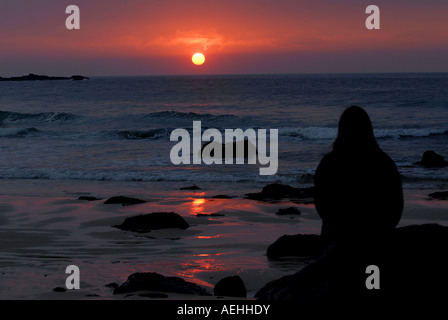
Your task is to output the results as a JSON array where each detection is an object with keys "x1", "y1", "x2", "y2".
[{"x1": 0, "y1": 74, "x2": 89, "y2": 81}]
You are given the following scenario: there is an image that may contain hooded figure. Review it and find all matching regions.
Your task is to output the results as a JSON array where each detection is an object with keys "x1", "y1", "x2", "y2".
[{"x1": 314, "y1": 106, "x2": 403, "y2": 244}]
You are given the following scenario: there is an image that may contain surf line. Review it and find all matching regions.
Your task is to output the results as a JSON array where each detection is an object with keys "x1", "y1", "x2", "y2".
[{"x1": 170, "y1": 121, "x2": 278, "y2": 175}]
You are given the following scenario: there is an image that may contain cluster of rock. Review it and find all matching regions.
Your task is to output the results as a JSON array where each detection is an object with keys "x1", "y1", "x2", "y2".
[
  {"x1": 0, "y1": 74, "x2": 89, "y2": 81},
  {"x1": 255, "y1": 224, "x2": 448, "y2": 306},
  {"x1": 108, "y1": 273, "x2": 247, "y2": 298}
]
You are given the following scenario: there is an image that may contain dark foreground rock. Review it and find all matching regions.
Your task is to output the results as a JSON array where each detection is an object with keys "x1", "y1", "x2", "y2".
[
  {"x1": 214, "y1": 275, "x2": 247, "y2": 298},
  {"x1": 275, "y1": 207, "x2": 302, "y2": 216},
  {"x1": 245, "y1": 183, "x2": 314, "y2": 201},
  {"x1": 256, "y1": 224, "x2": 448, "y2": 307},
  {"x1": 429, "y1": 191, "x2": 448, "y2": 200},
  {"x1": 415, "y1": 150, "x2": 448, "y2": 168},
  {"x1": 210, "y1": 194, "x2": 235, "y2": 199},
  {"x1": 180, "y1": 185, "x2": 201, "y2": 190},
  {"x1": 113, "y1": 272, "x2": 211, "y2": 296},
  {"x1": 267, "y1": 234, "x2": 325, "y2": 259},
  {"x1": 0, "y1": 73, "x2": 89, "y2": 81},
  {"x1": 78, "y1": 195, "x2": 102, "y2": 201},
  {"x1": 196, "y1": 213, "x2": 225, "y2": 217},
  {"x1": 113, "y1": 212, "x2": 189, "y2": 233},
  {"x1": 104, "y1": 196, "x2": 147, "y2": 205}
]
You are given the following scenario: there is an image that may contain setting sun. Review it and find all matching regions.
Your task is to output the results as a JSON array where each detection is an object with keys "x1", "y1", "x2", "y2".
[{"x1": 192, "y1": 53, "x2": 206, "y2": 66}]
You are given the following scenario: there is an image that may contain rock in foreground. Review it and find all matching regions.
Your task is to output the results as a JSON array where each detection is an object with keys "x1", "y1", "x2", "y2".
[
  {"x1": 256, "y1": 224, "x2": 448, "y2": 306},
  {"x1": 214, "y1": 275, "x2": 247, "y2": 298},
  {"x1": 245, "y1": 183, "x2": 314, "y2": 201},
  {"x1": 267, "y1": 234, "x2": 325, "y2": 259},
  {"x1": 104, "y1": 196, "x2": 147, "y2": 205},
  {"x1": 114, "y1": 272, "x2": 210, "y2": 296},
  {"x1": 113, "y1": 212, "x2": 189, "y2": 233}
]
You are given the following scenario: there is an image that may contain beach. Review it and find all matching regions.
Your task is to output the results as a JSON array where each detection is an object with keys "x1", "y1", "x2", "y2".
[
  {"x1": 0, "y1": 74, "x2": 448, "y2": 300},
  {"x1": 0, "y1": 178, "x2": 446, "y2": 300}
]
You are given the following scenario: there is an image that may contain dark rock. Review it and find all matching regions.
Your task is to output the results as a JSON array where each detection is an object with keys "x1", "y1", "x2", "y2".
[
  {"x1": 105, "y1": 283, "x2": 119, "y2": 289},
  {"x1": 210, "y1": 195, "x2": 234, "y2": 199},
  {"x1": 104, "y1": 196, "x2": 147, "y2": 205},
  {"x1": 201, "y1": 139, "x2": 257, "y2": 159},
  {"x1": 267, "y1": 234, "x2": 325, "y2": 259},
  {"x1": 415, "y1": 150, "x2": 448, "y2": 168},
  {"x1": 113, "y1": 272, "x2": 211, "y2": 296},
  {"x1": 113, "y1": 212, "x2": 189, "y2": 233},
  {"x1": 138, "y1": 292, "x2": 168, "y2": 298},
  {"x1": 428, "y1": 191, "x2": 448, "y2": 200},
  {"x1": 180, "y1": 185, "x2": 201, "y2": 190},
  {"x1": 70, "y1": 75, "x2": 89, "y2": 81},
  {"x1": 52, "y1": 287, "x2": 67, "y2": 293},
  {"x1": 0, "y1": 73, "x2": 89, "y2": 82},
  {"x1": 214, "y1": 275, "x2": 247, "y2": 298},
  {"x1": 245, "y1": 183, "x2": 315, "y2": 201},
  {"x1": 275, "y1": 207, "x2": 302, "y2": 216},
  {"x1": 256, "y1": 224, "x2": 448, "y2": 306},
  {"x1": 196, "y1": 213, "x2": 225, "y2": 217},
  {"x1": 78, "y1": 195, "x2": 102, "y2": 201}
]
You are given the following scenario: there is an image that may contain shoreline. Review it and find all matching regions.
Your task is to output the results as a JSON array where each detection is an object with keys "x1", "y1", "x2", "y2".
[{"x1": 0, "y1": 180, "x2": 447, "y2": 299}]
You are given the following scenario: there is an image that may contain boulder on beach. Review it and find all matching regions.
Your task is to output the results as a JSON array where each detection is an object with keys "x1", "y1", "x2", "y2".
[
  {"x1": 201, "y1": 139, "x2": 257, "y2": 159},
  {"x1": 179, "y1": 185, "x2": 201, "y2": 190},
  {"x1": 245, "y1": 183, "x2": 315, "y2": 201},
  {"x1": 214, "y1": 275, "x2": 247, "y2": 298},
  {"x1": 104, "y1": 196, "x2": 147, "y2": 205},
  {"x1": 415, "y1": 150, "x2": 448, "y2": 168},
  {"x1": 256, "y1": 224, "x2": 448, "y2": 306},
  {"x1": 113, "y1": 272, "x2": 211, "y2": 296},
  {"x1": 266, "y1": 234, "x2": 325, "y2": 259},
  {"x1": 113, "y1": 212, "x2": 189, "y2": 233},
  {"x1": 428, "y1": 191, "x2": 448, "y2": 200},
  {"x1": 78, "y1": 195, "x2": 102, "y2": 201},
  {"x1": 210, "y1": 194, "x2": 235, "y2": 199},
  {"x1": 196, "y1": 213, "x2": 225, "y2": 217},
  {"x1": 275, "y1": 207, "x2": 302, "y2": 216}
]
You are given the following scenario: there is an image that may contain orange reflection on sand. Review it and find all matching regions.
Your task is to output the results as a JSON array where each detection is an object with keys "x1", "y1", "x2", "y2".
[
  {"x1": 175, "y1": 252, "x2": 235, "y2": 288},
  {"x1": 195, "y1": 235, "x2": 221, "y2": 239},
  {"x1": 190, "y1": 196, "x2": 206, "y2": 215}
]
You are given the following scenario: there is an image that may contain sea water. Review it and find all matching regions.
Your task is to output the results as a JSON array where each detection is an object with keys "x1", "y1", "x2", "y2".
[{"x1": 0, "y1": 73, "x2": 448, "y2": 196}]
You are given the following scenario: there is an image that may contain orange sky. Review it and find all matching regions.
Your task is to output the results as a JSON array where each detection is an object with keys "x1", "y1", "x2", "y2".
[{"x1": 1, "y1": 0, "x2": 447, "y2": 76}]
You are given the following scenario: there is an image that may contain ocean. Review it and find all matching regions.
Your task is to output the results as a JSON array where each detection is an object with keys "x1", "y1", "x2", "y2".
[
  {"x1": 1, "y1": 73, "x2": 447, "y2": 197},
  {"x1": 1, "y1": 73, "x2": 448, "y2": 299}
]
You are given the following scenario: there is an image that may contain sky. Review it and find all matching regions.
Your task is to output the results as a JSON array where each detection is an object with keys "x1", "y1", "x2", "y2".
[{"x1": 0, "y1": 0, "x2": 447, "y2": 76}]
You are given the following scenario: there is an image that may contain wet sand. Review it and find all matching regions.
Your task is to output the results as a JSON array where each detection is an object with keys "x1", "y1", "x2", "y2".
[{"x1": 0, "y1": 186, "x2": 446, "y2": 300}]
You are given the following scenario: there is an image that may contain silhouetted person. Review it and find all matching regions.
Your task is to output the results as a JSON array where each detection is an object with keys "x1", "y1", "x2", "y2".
[{"x1": 314, "y1": 106, "x2": 403, "y2": 245}]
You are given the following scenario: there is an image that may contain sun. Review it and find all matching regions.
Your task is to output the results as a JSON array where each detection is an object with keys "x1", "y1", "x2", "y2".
[{"x1": 192, "y1": 53, "x2": 206, "y2": 66}]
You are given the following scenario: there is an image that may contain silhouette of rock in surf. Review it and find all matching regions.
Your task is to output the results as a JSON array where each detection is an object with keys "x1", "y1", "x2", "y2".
[
  {"x1": 415, "y1": 150, "x2": 448, "y2": 168},
  {"x1": 201, "y1": 139, "x2": 257, "y2": 159},
  {"x1": 179, "y1": 185, "x2": 201, "y2": 190},
  {"x1": 245, "y1": 183, "x2": 314, "y2": 201},
  {"x1": 104, "y1": 196, "x2": 147, "y2": 205},
  {"x1": 78, "y1": 195, "x2": 102, "y2": 201},
  {"x1": 113, "y1": 212, "x2": 189, "y2": 233},
  {"x1": 428, "y1": 191, "x2": 448, "y2": 200},
  {"x1": 275, "y1": 207, "x2": 302, "y2": 216},
  {"x1": 113, "y1": 272, "x2": 210, "y2": 296}
]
